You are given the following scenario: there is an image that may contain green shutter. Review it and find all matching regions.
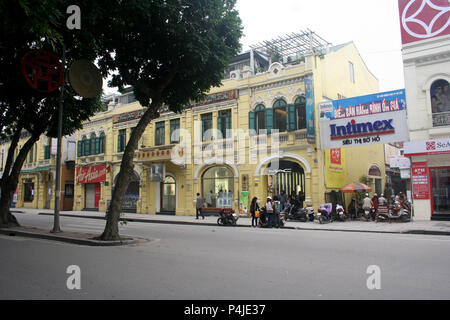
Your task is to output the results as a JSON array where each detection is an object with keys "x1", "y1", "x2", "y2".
[
  {"x1": 95, "y1": 137, "x2": 100, "y2": 154},
  {"x1": 77, "y1": 141, "x2": 82, "y2": 157},
  {"x1": 218, "y1": 116, "x2": 223, "y2": 139},
  {"x1": 265, "y1": 109, "x2": 273, "y2": 134},
  {"x1": 249, "y1": 111, "x2": 255, "y2": 136},
  {"x1": 287, "y1": 104, "x2": 296, "y2": 131},
  {"x1": 118, "y1": 133, "x2": 122, "y2": 152}
]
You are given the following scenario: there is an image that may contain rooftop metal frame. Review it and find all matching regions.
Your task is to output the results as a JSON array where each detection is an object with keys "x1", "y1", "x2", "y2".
[{"x1": 249, "y1": 29, "x2": 332, "y2": 61}]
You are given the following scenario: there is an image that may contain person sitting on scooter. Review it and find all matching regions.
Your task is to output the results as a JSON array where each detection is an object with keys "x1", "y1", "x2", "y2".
[{"x1": 362, "y1": 193, "x2": 373, "y2": 211}]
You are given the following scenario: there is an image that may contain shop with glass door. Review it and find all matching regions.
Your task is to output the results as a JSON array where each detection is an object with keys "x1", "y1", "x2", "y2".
[{"x1": 430, "y1": 167, "x2": 450, "y2": 215}]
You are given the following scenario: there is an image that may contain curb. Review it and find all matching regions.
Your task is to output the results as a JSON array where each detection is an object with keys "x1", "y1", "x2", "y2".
[
  {"x1": 0, "y1": 228, "x2": 145, "y2": 246},
  {"x1": 36, "y1": 212, "x2": 450, "y2": 236}
]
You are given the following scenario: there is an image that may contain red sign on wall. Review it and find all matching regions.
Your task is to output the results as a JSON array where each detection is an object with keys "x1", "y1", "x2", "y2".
[
  {"x1": 411, "y1": 162, "x2": 430, "y2": 200},
  {"x1": 330, "y1": 148, "x2": 342, "y2": 165},
  {"x1": 398, "y1": 0, "x2": 450, "y2": 45},
  {"x1": 76, "y1": 165, "x2": 109, "y2": 184}
]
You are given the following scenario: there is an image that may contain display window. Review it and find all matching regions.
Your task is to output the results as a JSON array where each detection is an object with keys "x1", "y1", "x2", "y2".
[
  {"x1": 202, "y1": 166, "x2": 234, "y2": 209},
  {"x1": 24, "y1": 183, "x2": 34, "y2": 202}
]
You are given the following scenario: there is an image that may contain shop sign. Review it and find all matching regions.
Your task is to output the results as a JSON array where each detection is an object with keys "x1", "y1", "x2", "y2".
[
  {"x1": 193, "y1": 90, "x2": 238, "y2": 107},
  {"x1": 398, "y1": 0, "x2": 450, "y2": 45},
  {"x1": 319, "y1": 89, "x2": 406, "y2": 121},
  {"x1": 113, "y1": 110, "x2": 146, "y2": 124},
  {"x1": 325, "y1": 148, "x2": 347, "y2": 188},
  {"x1": 404, "y1": 138, "x2": 450, "y2": 157},
  {"x1": 390, "y1": 156, "x2": 411, "y2": 169},
  {"x1": 411, "y1": 162, "x2": 430, "y2": 200},
  {"x1": 76, "y1": 164, "x2": 109, "y2": 184},
  {"x1": 305, "y1": 78, "x2": 315, "y2": 144},
  {"x1": 319, "y1": 109, "x2": 409, "y2": 149}
]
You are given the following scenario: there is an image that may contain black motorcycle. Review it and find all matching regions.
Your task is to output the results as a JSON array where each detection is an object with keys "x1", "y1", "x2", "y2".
[
  {"x1": 217, "y1": 209, "x2": 238, "y2": 226},
  {"x1": 285, "y1": 204, "x2": 312, "y2": 222},
  {"x1": 258, "y1": 207, "x2": 285, "y2": 228}
]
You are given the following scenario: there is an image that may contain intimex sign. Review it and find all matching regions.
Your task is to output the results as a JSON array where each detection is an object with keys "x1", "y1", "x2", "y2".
[
  {"x1": 330, "y1": 119, "x2": 395, "y2": 140},
  {"x1": 319, "y1": 110, "x2": 409, "y2": 150}
]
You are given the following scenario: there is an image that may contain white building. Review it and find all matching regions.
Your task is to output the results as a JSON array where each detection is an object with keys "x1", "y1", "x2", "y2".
[{"x1": 399, "y1": 0, "x2": 450, "y2": 220}]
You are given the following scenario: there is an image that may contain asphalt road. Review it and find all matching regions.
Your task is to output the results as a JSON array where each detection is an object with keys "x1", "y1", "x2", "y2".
[{"x1": 1, "y1": 212, "x2": 449, "y2": 300}]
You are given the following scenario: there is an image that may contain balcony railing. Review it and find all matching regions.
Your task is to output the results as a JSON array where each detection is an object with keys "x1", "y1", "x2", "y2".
[{"x1": 432, "y1": 112, "x2": 450, "y2": 127}]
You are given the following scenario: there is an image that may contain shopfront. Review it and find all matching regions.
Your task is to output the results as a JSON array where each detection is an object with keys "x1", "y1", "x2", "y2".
[
  {"x1": 202, "y1": 166, "x2": 235, "y2": 209},
  {"x1": 404, "y1": 138, "x2": 450, "y2": 220},
  {"x1": 76, "y1": 164, "x2": 109, "y2": 211},
  {"x1": 264, "y1": 160, "x2": 305, "y2": 200},
  {"x1": 114, "y1": 170, "x2": 140, "y2": 213}
]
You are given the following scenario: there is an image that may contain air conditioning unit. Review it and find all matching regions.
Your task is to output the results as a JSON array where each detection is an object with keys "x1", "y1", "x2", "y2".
[{"x1": 230, "y1": 70, "x2": 241, "y2": 79}]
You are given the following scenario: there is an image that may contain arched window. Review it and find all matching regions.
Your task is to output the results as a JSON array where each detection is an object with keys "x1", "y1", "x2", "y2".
[
  {"x1": 202, "y1": 166, "x2": 234, "y2": 209},
  {"x1": 294, "y1": 96, "x2": 306, "y2": 130},
  {"x1": 90, "y1": 133, "x2": 96, "y2": 155},
  {"x1": 430, "y1": 79, "x2": 449, "y2": 127},
  {"x1": 273, "y1": 99, "x2": 287, "y2": 133},
  {"x1": 254, "y1": 104, "x2": 266, "y2": 134},
  {"x1": 99, "y1": 132, "x2": 106, "y2": 154},
  {"x1": 368, "y1": 165, "x2": 382, "y2": 195},
  {"x1": 82, "y1": 135, "x2": 88, "y2": 156}
]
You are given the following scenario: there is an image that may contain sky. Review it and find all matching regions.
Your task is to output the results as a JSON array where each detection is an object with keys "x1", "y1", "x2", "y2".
[
  {"x1": 104, "y1": 0, "x2": 406, "y2": 95},
  {"x1": 235, "y1": 0, "x2": 406, "y2": 92}
]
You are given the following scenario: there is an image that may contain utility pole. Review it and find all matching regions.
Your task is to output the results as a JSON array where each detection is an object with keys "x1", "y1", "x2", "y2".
[{"x1": 51, "y1": 44, "x2": 65, "y2": 233}]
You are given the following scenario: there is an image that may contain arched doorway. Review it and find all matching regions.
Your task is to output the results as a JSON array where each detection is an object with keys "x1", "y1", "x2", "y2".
[
  {"x1": 160, "y1": 175, "x2": 176, "y2": 213},
  {"x1": 114, "y1": 171, "x2": 140, "y2": 213},
  {"x1": 265, "y1": 160, "x2": 305, "y2": 202}
]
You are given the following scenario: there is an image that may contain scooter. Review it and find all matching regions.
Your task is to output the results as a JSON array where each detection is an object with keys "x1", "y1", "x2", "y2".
[
  {"x1": 370, "y1": 205, "x2": 377, "y2": 221},
  {"x1": 334, "y1": 204, "x2": 347, "y2": 222},
  {"x1": 377, "y1": 201, "x2": 410, "y2": 223},
  {"x1": 360, "y1": 207, "x2": 372, "y2": 221},
  {"x1": 258, "y1": 207, "x2": 285, "y2": 228},
  {"x1": 217, "y1": 209, "x2": 238, "y2": 226},
  {"x1": 316, "y1": 203, "x2": 333, "y2": 224}
]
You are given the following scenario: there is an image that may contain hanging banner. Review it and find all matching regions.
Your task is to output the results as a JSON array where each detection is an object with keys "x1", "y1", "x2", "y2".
[
  {"x1": 411, "y1": 162, "x2": 430, "y2": 200},
  {"x1": 305, "y1": 78, "x2": 315, "y2": 144},
  {"x1": 325, "y1": 148, "x2": 347, "y2": 188}
]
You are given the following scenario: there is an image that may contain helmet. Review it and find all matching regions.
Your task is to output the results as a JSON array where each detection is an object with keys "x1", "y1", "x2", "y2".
[
  {"x1": 381, "y1": 194, "x2": 384, "y2": 197},
  {"x1": 267, "y1": 196, "x2": 272, "y2": 201},
  {"x1": 374, "y1": 193, "x2": 377, "y2": 197},
  {"x1": 365, "y1": 193, "x2": 369, "y2": 197}
]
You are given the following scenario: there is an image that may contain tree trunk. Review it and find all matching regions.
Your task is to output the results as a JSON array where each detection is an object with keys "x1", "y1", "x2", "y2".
[
  {"x1": 98, "y1": 102, "x2": 162, "y2": 241},
  {"x1": 0, "y1": 133, "x2": 40, "y2": 228}
]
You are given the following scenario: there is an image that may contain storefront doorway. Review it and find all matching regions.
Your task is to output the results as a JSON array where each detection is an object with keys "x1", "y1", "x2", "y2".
[
  {"x1": 161, "y1": 175, "x2": 176, "y2": 213},
  {"x1": 85, "y1": 183, "x2": 100, "y2": 210},
  {"x1": 266, "y1": 160, "x2": 305, "y2": 200},
  {"x1": 430, "y1": 167, "x2": 450, "y2": 215}
]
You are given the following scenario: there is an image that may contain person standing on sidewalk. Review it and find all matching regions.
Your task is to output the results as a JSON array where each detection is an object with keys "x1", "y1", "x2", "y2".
[
  {"x1": 265, "y1": 197, "x2": 274, "y2": 228},
  {"x1": 250, "y1": 197, "x2": 260, "y2": 227},
  {"x1": 196, "y1": 193, "x2": 205, "y2": 220}
]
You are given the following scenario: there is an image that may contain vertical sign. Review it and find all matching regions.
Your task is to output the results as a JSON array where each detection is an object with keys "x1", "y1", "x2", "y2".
[
  {"x1": 305, "y1": 78, "x2": 315, "y2": 144},
  {"x1": 411, "y1": 162, "x2": 430, "y2": 200}
]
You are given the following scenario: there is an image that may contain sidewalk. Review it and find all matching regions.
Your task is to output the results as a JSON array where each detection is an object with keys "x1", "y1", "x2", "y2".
[{"x1": 8, "y1": 208, "x2": 450, "y2": 236}]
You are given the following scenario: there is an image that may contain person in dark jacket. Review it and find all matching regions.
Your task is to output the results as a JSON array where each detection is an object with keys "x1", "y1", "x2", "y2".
[{"x1": 250, "y1": 197, "x2": 260, "y2": 227}]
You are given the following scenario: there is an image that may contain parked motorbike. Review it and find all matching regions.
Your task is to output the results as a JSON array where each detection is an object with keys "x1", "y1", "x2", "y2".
[
  {"x1": 285, "y1": 203, "x2": 314, "y2": 222},
  {"x1": 333, "y1": 204, "x2": 347, "y2": 222},
  {"x1": 360, "y1": 207, "x2": 372, "y2": 221},
  {"x1": 377, "y1": 201, "x2": 410, "y2": 223},
  {"x1": 316, "y1": 203, "x2": 333, "y2": 224},
  {"x1": 370, "y1": 205, "x2": 377, "y2": 221},
  {"x1": 217, "y1": 209, "x2": 238, "y2": 226}
]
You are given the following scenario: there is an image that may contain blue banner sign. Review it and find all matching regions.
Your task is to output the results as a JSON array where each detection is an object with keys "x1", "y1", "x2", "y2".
[
  {"x1": 319, "y1": 89, "x2": 406, "y2": 121},
  {"x1": 305, "y1": 78, "x2": 315, "y2": 144}
]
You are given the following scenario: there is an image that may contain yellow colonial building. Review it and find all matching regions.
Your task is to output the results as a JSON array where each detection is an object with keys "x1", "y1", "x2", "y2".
[
  {"x1": 71, "y1": 31, "x2": 386, "y2": 216},
  {"x1": 0, "y1": 133, "x2": 76, "y2": 211}
]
